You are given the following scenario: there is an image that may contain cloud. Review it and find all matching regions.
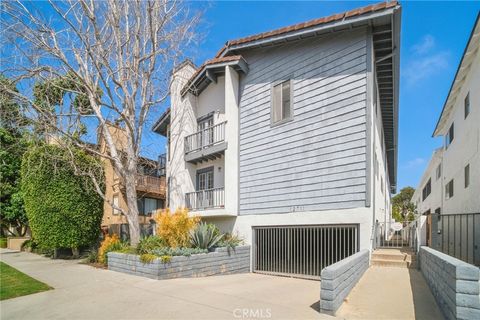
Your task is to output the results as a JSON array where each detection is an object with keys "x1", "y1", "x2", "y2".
[
  {"x1": 402, "y1": 35, "x2": 450, "y2": 86},
  {"x1": 411, "y1": 35, "x2": 435, "y2": 55},
  {"x1": 403, "y1": 52, "x2": 450, "y2": 85},
  {"x1": 404, "y1": 158, "x2": 426, "y2": 169}
]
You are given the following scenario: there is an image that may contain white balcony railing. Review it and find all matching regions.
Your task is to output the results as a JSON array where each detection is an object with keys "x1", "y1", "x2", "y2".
[
  {"x1": 185, "y1": 188, "x2": 225, "y2": 210},
  {"x1": 184, "y1": 122, "x2": 226, "y2": 154}
]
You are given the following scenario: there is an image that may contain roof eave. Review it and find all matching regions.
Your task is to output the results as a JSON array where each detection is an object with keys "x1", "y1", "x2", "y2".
[
  {"x1": 220, "y1": 7, "x2": 398, "y2": 57},
  {"x1": 182, "y1": 58, "x2": 248, "y2": 96},
  {"x1": 432, "y1": 13, "x2": 480, "y2": 137}
]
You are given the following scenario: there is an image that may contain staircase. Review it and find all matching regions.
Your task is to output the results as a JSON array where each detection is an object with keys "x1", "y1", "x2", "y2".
[{"x1": 372, "y1": 248, "x2": 417, "y2": 268}]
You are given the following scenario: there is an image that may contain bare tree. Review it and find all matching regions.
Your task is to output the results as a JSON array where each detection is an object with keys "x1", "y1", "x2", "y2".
[{"x1": 1, "y1": 0, "x2": 201, "y2": 245}]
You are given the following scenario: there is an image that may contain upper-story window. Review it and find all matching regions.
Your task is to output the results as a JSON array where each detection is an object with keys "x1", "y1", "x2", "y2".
[
  {"x1": 445, "y1": 179, "x2": 454, "y2": 199},
  {"x1": 436, "y1": 164, "x2": 442, "y2": 180},
  {"x1": 272, "y1": 80, "x2": 292, "y2": 124},
  {"x1": 464, "y1": 92, "x2": 470, "y2": 119},
  {"x1": 465, "y1": 164, "x2": 470, "y2": 188},
  {"x1": 445, "y1": 122, "x2": 454, "y2": 148},
  {"x1": 422, "y1": 178, "x2": 431, "y2": 201}
]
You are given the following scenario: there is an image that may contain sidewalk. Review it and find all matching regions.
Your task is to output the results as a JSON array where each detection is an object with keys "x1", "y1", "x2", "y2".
[
  {"x1": 336, "y1": 266, "x2": 444, "y2": 319},
  {"x1": 0, "y1": 249, "x2": 331, "y2": 320}
]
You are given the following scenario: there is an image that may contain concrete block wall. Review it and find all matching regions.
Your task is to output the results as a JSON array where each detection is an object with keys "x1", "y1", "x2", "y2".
[
  {"x1": 320, "y1": 249, "x2": 369, "y2": 315},
  {"x1": 420, "y1": 246, "x2": 480, "y2": 320},
  {"x1": 108, "y1": 245, "x2": 250, "y2": 280}
]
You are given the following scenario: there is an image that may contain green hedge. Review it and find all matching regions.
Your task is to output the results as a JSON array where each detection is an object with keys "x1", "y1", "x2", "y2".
[{"x1": 21, "y1": 144, "x2": 104, "y2": 250}]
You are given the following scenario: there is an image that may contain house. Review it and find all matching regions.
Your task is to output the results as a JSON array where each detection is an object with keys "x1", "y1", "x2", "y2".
[
  {"x1": 412, "y1": 14, "x2": 480, "y2": 215},
  {"x1": 154, "y1": 1, "x2": 401, "y2": 278},
  {"x1": 99, "y1": 123, "x2": 166, "y2": 238}
]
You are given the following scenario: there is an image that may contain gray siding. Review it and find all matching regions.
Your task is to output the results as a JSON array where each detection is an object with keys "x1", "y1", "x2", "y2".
[{"x1": 239, "y1": 28, "x2": 368, "y2": 215}]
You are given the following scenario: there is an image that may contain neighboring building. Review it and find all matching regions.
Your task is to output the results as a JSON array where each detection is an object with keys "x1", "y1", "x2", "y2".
[
  {"x1": 412, "y1": 148, "x2": 444, "y2": 215},
  {"x1": 412, "y1": 14, "x2": 480, "y2": 215},
  {"x1": 154, "y1": 1, "x2": 401, "y2": 278},
  {"x1": 99, "y1": 123, "x2": 166, "y2": 237}
]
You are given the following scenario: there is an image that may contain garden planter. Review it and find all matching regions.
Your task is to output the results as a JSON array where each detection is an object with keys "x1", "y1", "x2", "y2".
[{"x1": 107, "y1": 245, "x2": 250, "y2": 280}]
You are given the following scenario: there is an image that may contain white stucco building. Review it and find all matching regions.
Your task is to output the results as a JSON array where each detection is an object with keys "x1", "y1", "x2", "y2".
[
  {"x1": 412, "y1": 15, "x2": 480, "y2": 215},
  {"x1": 153, "y1": 1, "x2": 401, "y2": 278}
]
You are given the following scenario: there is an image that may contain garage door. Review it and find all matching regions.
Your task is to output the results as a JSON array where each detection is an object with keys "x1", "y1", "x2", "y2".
[{"x1": 253, "y1": 225, "x2": 359, "y2": 280}]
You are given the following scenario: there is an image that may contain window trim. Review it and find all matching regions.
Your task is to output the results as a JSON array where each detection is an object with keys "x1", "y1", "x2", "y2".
[{"x1": 270, "y1": 78, "x2": 294, "y2": 127}]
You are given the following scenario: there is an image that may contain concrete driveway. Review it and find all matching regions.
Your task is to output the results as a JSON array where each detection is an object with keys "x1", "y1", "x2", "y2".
[{"x1": 0, "y1": 250, "x2": 331, "y2": 320}]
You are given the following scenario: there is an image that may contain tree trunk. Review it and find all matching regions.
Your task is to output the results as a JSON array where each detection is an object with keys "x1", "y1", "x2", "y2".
[
  {"x1": 124, "y1": 175, "x2": 141, "y2": 246},
  {"x1": 72, "y1": 247, "x2": 80, "y2": 258}
]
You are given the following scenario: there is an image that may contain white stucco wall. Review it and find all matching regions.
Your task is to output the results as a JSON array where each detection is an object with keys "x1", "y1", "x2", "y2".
[
  {"x1": 440, "y1": 48, "x2": 480, "y2": 214},
  {"x1": 413, "y1": 46, "x2": 480, "y2": 215},
  {"x1": 412, "y1": 149, "x2": 443, "y2": 214}
]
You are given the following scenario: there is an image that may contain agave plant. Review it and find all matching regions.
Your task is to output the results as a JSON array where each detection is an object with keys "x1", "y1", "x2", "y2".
[{"x1": 190, "y1": 222, "x2": 224, "y2": 250}]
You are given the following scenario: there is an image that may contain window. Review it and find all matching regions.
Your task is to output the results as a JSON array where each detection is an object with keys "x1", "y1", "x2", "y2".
[
  {"x1": 137, "y1": 197, "x2": 163, "y2": 216},
  {"x1": 464, "y1": 92, "x2": 470, "y2": 119},
  {"x1": 446, "y1": 123, "x2": 454, "y2": 148},
  {"x1": 197, "y1": 115, "x2": 214, "y2": 147},
  {"x1": 272, "y1": 80, "x2": 292, "y2": 124},
  {"x1": 436, "y1": 164, "x2": 442, "y2": 180},
  {"x1": 422, "y1": 178, "x2": 431, "y2": 201},
  {"x1": 196, "y1": 167, "x2": 214, "y2": 191},
  {"x1": 445, "y1": 179, "x2": 454, "y2": 199},
  {"x1": 465, "y1": 164, "x2": 470, "y2": 188},
  {"x1": 112, "y1": 195, "x2": 120, "y2": 215}
]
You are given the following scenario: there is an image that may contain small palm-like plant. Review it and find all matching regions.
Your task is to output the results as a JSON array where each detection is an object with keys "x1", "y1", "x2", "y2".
[{"x1": 190, "y1": 222, "x2": 224, "y2": 250}]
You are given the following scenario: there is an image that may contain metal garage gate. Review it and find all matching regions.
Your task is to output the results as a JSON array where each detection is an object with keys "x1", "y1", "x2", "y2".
[{"x1": 253, "y1": 225, "x2": 359, "y2": 280}]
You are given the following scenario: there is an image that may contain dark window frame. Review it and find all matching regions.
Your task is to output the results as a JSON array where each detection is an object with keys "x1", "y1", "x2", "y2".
[
  {"x1": 464, "y1": 92, "x2": 470, "y2": 119},
  {"x1": 422, "y1": 178, "x2": 432, "y2": 201},
  {"x1": 446, "y1": 123, "x2": 454, "y2": 148},
  {"x1": 445, "y1": 179, "x2": 454, "y2": 199},
  {"x1": 465, "y1": 164, "x2": 470, "y2": 188}
]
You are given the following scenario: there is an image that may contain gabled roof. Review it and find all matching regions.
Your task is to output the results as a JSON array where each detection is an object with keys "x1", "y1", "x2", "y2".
[
  {"x1": 215, "y1": 1, "x2": 399, "y2": 57},
  {"x1": 181, "y1": 55, "x2": 248, "y2": 96},
  {"x1": 176, "y1": 0, "x2": 401, "y2": 192},
  {"x1": 433, "y1": 13, "x2": 480, "y2": 137}
]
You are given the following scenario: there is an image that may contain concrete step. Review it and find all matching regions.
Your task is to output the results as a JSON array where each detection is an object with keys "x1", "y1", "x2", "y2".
[
  {"x1": 371, "y1": 259, "x2": 417, "y2": 268},
  {"x1": 372, "y1": 249, "x2": 417, "y2": 269}
]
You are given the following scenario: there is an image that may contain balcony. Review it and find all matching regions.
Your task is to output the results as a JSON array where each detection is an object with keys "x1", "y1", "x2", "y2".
[
  {"x1": 184, "y1": 122, "x2": 227, "y2": 163},
  {"x1": 135, "y1": 175, "x2": 166, "y2": 197},
  {"x1": 185, "y1": 188, "x2": 225, "y2": 210}
]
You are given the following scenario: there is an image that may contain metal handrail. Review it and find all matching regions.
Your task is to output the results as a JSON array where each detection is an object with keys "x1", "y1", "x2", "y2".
[
  {"x1": 185, "y1": 187, "x2": 225, "y2": 210},
  {"x1": 184, "y1": 121, "x2": 226, "y2": 154}
]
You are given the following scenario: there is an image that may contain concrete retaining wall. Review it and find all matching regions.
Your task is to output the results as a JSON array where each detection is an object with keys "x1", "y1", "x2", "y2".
[
  {"x1": 108, "y1": 245, "x2": 250, "y2": 280},
  {"x1": 420, "y1": 246, "x2": 480, "y2": 320},
  {"x1": 320, "y1": 249, "x2": 370, "y2": 315}
]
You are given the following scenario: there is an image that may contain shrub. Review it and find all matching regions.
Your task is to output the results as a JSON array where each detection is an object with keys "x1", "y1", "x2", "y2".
[
  {"x1": 85, "y1": 249, "x2": 98, "y2": 263},
  {"x1": 136, "y1": 235, "x2": 165, "y2": 254},
  {"x1": 160, "y1": 255, "x2": 171, "y2": 264},
  {"x1": 98, "y1": 234, "x2": 121, "y2": 264},
  {"x1": 190, "y1": 222, "x2": 224, "y2": 250},
  {"x1": 217, "y1": 233, "x2": 243, "y2": 251},
  {"x1": 0, "y1": 238, "x2": 6, "y2": 248},
  {"x1": 151, "y1": 247, "x2": 207, "y2": 257},
  {"x1": 154, "y1": 208, "x2": 200, "y2": 248},
  {"x1": 139, "y1": 253, "x2": 157, "y2": 264},
  {"x1": 21, "y1": 144, "x2": 104, "y2": 253}
]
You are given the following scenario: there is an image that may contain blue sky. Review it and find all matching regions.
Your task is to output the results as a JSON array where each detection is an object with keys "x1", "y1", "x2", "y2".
[{"x1": 140, "y1": 1, "x2": 480, "y2": 192}]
